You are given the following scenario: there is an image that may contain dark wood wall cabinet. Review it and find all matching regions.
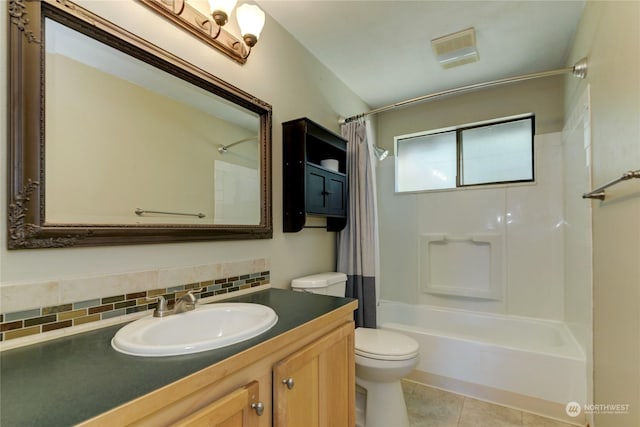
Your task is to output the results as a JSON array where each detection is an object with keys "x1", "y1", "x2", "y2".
[{"x1": 283, "y1": 118, "x2": 348, "y2": 232}]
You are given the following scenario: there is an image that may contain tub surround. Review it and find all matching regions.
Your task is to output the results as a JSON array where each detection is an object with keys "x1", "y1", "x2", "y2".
[
  {"x1": 0, "y1": 288, "x2": 357, "y2": 426},
  {"x1": 378, "y1": 133, "x2": 565, "y2": 319}
]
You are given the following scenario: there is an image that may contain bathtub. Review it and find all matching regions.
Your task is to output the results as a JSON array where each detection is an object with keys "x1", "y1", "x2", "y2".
[{"x1": 378, "y1": 300, "x2": 586, "y2": 407}]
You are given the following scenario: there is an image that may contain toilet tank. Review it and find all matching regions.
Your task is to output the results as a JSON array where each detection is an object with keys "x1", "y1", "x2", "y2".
[{"x1": 291, "y1": 272, "x2": 347, "y2": 297}]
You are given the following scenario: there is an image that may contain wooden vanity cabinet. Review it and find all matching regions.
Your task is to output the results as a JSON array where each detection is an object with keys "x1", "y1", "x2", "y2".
[
  {"x1": 274, "y1": 323, "x2": 355, "y2": 427},
  {"x1": 79, "y1": 302, "x2": 356, "y2": 427},
  {"x1": 172, "y1": 381, "x2": 261, "y2": 427}
]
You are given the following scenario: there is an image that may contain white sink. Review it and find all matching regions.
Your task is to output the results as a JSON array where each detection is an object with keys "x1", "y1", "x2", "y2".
[{"x1": 111, "y1": 302, "x2": 278, "y2": 357}]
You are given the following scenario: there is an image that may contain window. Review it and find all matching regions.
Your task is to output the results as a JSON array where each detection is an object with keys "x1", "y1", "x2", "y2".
[{"x1": 395, "y1": 115, "x2": 534, "y2": 192}]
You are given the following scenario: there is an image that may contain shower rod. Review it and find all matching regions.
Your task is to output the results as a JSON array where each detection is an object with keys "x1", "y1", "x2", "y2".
[
  {"x1": 218, "y1": 136, "x2": 257, "y2": 154},
  {"x1": 340, "y1": 57, "x2": 588, "y2": 124},
  {"x1": 582, "y1": 169, "x2": 640, "y2": 201}
]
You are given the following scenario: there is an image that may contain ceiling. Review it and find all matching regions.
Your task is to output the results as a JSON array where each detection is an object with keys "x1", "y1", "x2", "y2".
[{"x1": 256, "y1": 0, "x2": 585, "y2": 110}]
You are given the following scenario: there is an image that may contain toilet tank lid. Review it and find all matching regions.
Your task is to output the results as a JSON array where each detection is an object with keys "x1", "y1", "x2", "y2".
[{"x1": 291, "y1": 272, "x2": 347, "y2": 288}]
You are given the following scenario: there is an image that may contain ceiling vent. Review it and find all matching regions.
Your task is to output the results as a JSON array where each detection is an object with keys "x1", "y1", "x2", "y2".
[{"x1": 431, "y1": 27, "x2": 479, "y2": 69}]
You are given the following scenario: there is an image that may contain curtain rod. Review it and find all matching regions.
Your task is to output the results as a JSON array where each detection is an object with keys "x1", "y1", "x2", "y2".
[
  {"x1": 339, "y1": 57, "x2": 588, "y2": 124},
  {"x1": 217, "y1": 136, "x2": 257, "y2": 154}
]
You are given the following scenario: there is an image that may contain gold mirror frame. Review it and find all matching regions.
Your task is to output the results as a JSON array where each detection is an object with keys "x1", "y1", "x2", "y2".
[{"x1": 7, "y1": 0, "x2": 272, "y2": 249}]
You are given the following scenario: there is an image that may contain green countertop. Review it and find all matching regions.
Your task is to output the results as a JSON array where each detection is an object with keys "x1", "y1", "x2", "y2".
[{"x1": 0, "y1": 288, "x2": 355, "y2": 427}]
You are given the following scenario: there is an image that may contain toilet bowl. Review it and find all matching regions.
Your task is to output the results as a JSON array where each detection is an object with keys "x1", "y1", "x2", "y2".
[
  {"x1": 291, "y1": 272, "x2": 420, "y2": 427},
  {"x1": 355, "y1": 327, "x2": 419, "y2": 427}
]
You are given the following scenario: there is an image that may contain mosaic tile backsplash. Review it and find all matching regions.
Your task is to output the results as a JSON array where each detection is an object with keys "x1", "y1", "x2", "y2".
[{"x1": 0, "y1": 259, "x2": 269, "y2": 344}]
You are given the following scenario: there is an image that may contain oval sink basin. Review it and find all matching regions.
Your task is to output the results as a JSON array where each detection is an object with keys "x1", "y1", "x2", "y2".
[{"x1": 111, "y1": 303, "x2": 278, "y2": 357}]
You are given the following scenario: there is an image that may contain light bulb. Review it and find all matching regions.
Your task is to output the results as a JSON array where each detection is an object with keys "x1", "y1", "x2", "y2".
[{"x1": 236, "y1": 4, "x2": 265, "y2": 47}]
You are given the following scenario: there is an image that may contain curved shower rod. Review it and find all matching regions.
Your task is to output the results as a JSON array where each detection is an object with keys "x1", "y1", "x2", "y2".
[
  {"x1": 217, "y1": 136, "x2": 258, "y2": 154},
  {"x1": 339, "y1": 57, "x2": 588, "y2": 124}
]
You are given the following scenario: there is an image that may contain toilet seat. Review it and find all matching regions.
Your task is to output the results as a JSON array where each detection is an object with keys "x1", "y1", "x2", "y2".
[{"x1": 355, "y1": 328, "x2": 419, "y2": 361}]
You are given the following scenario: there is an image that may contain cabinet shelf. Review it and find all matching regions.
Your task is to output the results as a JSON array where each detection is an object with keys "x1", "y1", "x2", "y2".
[{"x1": 283, "y1": 118, "x2": 348, "y2": 232}]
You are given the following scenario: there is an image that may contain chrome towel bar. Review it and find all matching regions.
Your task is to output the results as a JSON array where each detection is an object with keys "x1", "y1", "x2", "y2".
[
  {"x1": 135, "y1": 208, "x2": 205, "y2": 218},
  {"x1": 582, "y1": 170, "x2": 640, "y2": 200}
]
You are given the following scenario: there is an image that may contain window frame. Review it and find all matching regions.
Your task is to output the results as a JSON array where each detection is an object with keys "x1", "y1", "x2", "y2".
[{"x1": 394, "y1": 114, "x2": 535, "y2": 193}]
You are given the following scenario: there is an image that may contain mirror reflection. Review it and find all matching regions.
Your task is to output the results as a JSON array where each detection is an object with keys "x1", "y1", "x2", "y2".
[{"x1": 44, "y1": 19, "x2": 261, "y2": 226}]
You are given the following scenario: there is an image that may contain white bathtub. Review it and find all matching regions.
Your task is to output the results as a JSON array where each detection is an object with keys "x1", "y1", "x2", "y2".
[{"x1": 378, "y1": 300, "x2": 586, "y2": 406}]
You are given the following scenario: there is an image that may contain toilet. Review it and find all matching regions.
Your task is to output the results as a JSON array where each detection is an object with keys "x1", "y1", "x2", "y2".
[{"x1": 291, "y1": 272, "x2": 419, "y2": 427}]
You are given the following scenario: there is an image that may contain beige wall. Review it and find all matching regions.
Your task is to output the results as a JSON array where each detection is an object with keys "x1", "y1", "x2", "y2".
[
  {"x1": 46, "y1": 53, "x2": 256, "y2": 224},
  {"x1": 0, "y1": 1, "x2": 368, "y2": 287},
  {"x1": 565, "y1": 1, "x2": 640, "y2": 426},
  {"x1": 376, "y1": 74, "x2": 565, "y2": 151}
]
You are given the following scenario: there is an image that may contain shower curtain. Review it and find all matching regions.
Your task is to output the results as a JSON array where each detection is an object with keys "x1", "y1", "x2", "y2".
[{"x1": 338, "y1": 118, "x2": 379, "y2": 328}]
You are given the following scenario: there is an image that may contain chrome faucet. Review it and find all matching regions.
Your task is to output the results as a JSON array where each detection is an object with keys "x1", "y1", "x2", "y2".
[
  {"x1": 150, "y1": 295, "x2": 170, "y2": 317},
  {"x1": 147, "y1": 289, "x2": 202, "y2": 318}
]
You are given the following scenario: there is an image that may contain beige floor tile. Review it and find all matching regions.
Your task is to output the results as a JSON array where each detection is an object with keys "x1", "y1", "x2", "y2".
[
  {"x1": 401, "y1": 380, "x2": 577, "y2": 427},
  {"x1": 403, "y1": 380, "x2": 464, "y2": 427},
  {"x1": 522, "y1": 412, "x2": 578, "y2": 427},
  {"x1": 458, "y1": 398, "x2": 522, "y2": 427}
]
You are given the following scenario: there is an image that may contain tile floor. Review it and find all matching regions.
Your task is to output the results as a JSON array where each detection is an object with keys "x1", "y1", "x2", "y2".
[{"x1": 402, "y1": 380, "x2": 580, "y2": 427}]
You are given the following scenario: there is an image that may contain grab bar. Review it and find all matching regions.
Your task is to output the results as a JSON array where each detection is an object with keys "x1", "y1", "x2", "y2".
[
  {"x1": 582, "y1": 169, "x2": 640, "y2": 200},
  {"x1": 135, "y1": 208, "x2": 205, "y2": 218}
]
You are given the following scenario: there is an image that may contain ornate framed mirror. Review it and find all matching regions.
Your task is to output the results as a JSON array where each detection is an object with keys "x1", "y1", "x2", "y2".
[{"x1": 7, "y1": 0, "x2": 272, "y2": 249}]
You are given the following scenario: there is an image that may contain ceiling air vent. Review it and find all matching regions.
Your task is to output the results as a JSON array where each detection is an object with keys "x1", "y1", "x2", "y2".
[{"x1": 431, "y1": 27, "x2": 479, "y2": 69}]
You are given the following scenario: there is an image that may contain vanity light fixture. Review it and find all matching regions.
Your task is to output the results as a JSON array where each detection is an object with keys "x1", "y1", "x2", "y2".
[{"x1": 140, "y1": 0, "x2": 266, "y2": 64}]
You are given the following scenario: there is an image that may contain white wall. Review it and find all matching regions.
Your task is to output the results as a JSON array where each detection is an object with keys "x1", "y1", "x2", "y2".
[
  {"x1": 562, "y1": 85, "x2": 593, "y2": 417},
  {"x1": 565, "y1": 1, "x2": 640, "y2": 425},
  {"x1": 0, "y1": 1, "x2": 368, "y2": 288}
]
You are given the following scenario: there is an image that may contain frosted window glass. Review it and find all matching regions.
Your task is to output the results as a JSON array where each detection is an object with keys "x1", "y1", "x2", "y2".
[
  {"x1": 396, "y1": 132, "x2": 456, "y2": 191},
  {"x1": 461, "y1": 119, "x2": 533, "y2": 185}
]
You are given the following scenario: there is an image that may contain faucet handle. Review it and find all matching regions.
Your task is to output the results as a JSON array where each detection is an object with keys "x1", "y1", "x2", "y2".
[
  {"x1": 145, "y1": 294, "x2": 166, "y2": 304},
  {"x1": 145, "y1": 294, "x2": 167, "y2": 305},
  {"x1": 173, "y1": 289, "x2": 204, "y2": 314},
  {"x1": 180, "y1": 288, "x2": 204, "y2": 301}
]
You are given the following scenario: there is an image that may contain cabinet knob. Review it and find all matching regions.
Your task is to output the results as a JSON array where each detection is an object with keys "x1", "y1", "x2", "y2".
[
  {"x1": 282, "y1": 377, "x2": 295, "y2": 389},
  {"x1": 251, "y1": 401, "x2": 264, "y2": 416}
]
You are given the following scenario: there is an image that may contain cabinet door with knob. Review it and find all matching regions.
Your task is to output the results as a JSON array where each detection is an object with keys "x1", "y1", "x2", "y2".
[
  {"x1": 273, "y1": 322, "x2": 355, "y2": 427},
  {"x1": 305, "y1": 164, "x2": 347, "y2": 217},
  {"x1": 171, "y1": 381, "x2": 263, "y2": 427}
]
